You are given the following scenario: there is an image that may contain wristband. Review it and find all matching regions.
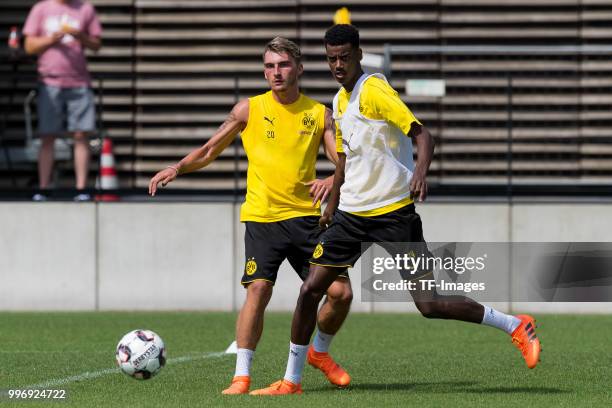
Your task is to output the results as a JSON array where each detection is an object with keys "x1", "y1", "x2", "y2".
[{"x1": 166, "y1": 165, "x2": 179, "y2": 175}]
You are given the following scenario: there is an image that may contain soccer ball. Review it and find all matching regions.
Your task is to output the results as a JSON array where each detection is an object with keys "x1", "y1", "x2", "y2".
[{"x1": 115, "y1": 329, "x2": 166, "y2": 380}]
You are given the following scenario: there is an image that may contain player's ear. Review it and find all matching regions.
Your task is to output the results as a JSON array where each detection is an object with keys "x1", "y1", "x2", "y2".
[
  {"x1": 297, "y1": 63, "x2": 304, "y2": 77},
  {"x1": 358, "y1": 48, "x2": 363, "y2": 61}
]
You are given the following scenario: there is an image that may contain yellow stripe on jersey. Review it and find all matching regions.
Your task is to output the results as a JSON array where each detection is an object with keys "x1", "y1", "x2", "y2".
[
  {"x1": 335, "y1": 76, "x2": 421, "y2": 153},
  {"x1": 348, "y1": 196, "x2": 414, "y2": 217},
  {"x1": 240, "y1": 91, "x2": 326, "y2": 223}
]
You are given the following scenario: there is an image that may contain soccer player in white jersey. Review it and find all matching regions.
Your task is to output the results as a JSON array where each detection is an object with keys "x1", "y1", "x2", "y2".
[{"x1": 251, "y1": 25, "x2": 541, "y2": 395}]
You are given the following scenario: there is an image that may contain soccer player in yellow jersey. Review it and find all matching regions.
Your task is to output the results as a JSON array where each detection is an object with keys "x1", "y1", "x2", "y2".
[
  {"x1": 148, "y1": 37, "x2": 352, "y2": 394},
  {"x1": 251, "y1": 25, "x2": 541, "y2": 396}
]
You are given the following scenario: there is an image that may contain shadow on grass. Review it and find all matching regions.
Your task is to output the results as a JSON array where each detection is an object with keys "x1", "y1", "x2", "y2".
[
  {"x1": 461, "y1": 386, "x2": 569, "y2": 395},
  {"x1": 308, "y1": 381, "x2": 569, "y2": 395},
  {"x1": 307, "y1": 381, "x2": 475, "y2": 392}
]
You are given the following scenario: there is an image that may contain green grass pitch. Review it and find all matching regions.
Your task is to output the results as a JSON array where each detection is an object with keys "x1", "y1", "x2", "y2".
[{"x1": 0, "y1": 312, "x2": 610, "y2": 407}]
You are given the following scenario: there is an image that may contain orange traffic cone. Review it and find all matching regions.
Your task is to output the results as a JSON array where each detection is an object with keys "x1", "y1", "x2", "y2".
[{"x1": 95, "y1": 138, "x2": 120, "y2": 202}]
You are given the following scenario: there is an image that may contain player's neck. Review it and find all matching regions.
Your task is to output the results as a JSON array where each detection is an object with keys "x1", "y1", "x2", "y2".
[
  {"x1": 343, "y1": 69, "x2": 365, "y2": 93},
  {"x1": 271, "y1": 88, "x2": 301, "y2": 105}
]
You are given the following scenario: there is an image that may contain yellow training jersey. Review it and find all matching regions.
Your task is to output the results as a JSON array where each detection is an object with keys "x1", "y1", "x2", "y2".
[
  {"x1": 334, "y1": 76, "x2": 421, "y2": 217},
  {"x1": 240, "y1": 91, "x2": 326, "y2": 222}
]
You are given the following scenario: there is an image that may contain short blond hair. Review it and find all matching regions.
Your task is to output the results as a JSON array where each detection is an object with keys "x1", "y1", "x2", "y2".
[{"x1": 263, "y1": 37, "x2": 301, "y2": 65}]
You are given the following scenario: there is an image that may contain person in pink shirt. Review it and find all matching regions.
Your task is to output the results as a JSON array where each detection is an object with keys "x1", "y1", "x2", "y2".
[{"x1": 23, "y1": 0, "x2": 102, "y2": 201}]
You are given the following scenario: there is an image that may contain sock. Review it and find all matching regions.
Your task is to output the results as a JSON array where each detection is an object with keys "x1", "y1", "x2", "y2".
[
  {"x1": 234, "y1": 348, "x2": 254, "y2": 377},
  {"x1": 481, "y1": 305, "x2": 521, "y2": 334},
  {"x1": 312, "y1": 330, "x2": 334, "y2": 353},
  {"x1": 283, "y1": 342, "x2": 308, "y2": 384}
]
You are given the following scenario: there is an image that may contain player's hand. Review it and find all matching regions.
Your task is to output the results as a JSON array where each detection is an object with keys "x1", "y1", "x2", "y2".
[
  {"x1": 319, "y1": 211, "x2": 333, "y2": 229},
  {"x1": 409, "y1": 169, "x2": 428, "y2": 202},
  {"x1": 148, "y1": 167, "x2": 178, "y2": 196},
  {"x1": 304, "y1": 176, "x2": 333, "y2": 206}
]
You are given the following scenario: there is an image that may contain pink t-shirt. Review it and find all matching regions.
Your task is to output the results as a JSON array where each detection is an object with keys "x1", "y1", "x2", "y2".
[{"x1": 23, "y1": 0, "x2": 102, "y2": 88}]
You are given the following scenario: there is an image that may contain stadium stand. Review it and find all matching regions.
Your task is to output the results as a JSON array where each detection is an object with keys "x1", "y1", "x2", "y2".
[{"x1": 1, "y1": 0, "x2": 611, "y2": 192}]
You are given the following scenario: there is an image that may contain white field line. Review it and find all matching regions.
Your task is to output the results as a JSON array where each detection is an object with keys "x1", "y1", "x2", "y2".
[{"x1": 16, "y1": 351, "x2": 227, "y2": 391}]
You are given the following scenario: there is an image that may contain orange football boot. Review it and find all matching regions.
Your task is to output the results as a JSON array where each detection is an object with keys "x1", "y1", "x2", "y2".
[
  {"x1": 307, "y1": 346, "x2": 351, "y2": 387},
  {"x1": 511, "y1": 314, "x2": 541, "y2": 369},
  {"x1": 249, "y1": 379, "x2": 303, "y2": 395},
  {"x1": 221, "y1": 375, "x2": 250, "y2": 395}
]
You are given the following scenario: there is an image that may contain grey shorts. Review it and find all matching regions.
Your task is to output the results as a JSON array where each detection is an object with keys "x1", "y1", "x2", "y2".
[{"x1": 37, "y1": 83, "x2": 96, "y2": 136}]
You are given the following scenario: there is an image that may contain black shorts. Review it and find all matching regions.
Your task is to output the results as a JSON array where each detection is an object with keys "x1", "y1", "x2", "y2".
[
  {"x1": 241, "y1": 216, "x2": 348, "y2": 286},
  {"x1": 310, "y1": 203, "x2": 432, "y2": 280}
]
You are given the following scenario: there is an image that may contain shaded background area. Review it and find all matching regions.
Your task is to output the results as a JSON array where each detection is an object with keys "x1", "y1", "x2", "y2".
[{"x1": 1, "y1": 0, "x2": 612, "y2": 198}]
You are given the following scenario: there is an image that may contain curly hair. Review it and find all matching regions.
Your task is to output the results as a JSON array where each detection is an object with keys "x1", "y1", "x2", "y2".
[{"x1": 324, "y1": 24, "x2": 360, "y2": 48}]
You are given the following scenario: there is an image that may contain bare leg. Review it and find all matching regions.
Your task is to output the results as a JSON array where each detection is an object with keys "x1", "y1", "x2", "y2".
[
  {"x1": 236, "y1": 280, "x2": 273, "y2": 349},
  {"x1": 222, "y1": 281, "x2": 273, "y2": 393},
  {"x1": 410, "y1": 273, "x2": 484, "y2": 323},
  {"x1": 408, "y1": 273, "x2": 537, "y2": 368},
  {"x1": 317, "y1": 278, "x2": 352, "y2": 335},
  {"x1": 38, "y1": 135, "x2": 56, "y2": 189},
  {"x1": 310, "y1": 277, "x2": 353, "y2": 386},
  {"x1": 73, "y1": 131, "x2": 90, "y2": 190},
  {"x1": 292, "y1": 264, "x2": 343, "y2": 345}
]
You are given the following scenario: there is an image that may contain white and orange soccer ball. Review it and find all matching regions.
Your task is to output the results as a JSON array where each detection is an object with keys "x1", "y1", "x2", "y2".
[{"x1": 115, "y1": 329, "x2": 166, "y2": 380}]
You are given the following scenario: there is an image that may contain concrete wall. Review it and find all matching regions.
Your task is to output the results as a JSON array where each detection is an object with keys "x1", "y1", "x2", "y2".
[
  {"x1": 0, "y1": 203, "x2": 96, "y2": 310},
  {"x1": 511, "y1": 204, "x2": 612, "y2": 314},
  {"x1": 98, "y1": 203, "x2": 234, "y2": 310},
  {"x1": 1, "y1": 201, "x2": 611, "y2": 312}
]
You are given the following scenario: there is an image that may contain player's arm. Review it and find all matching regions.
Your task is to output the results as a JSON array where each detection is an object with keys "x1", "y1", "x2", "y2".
[
  {"x1": 322, "y1": 107, "x2": 339, "y2": 165},
  {"x1": 319, "y1": 153, "x2": 345, "y2": 229},
  {"x1": 305, "y1": 107, "x2": 338, "y2": 205},
  {"x1": 408, "y1": 123, "x2": 435, "y2": 202},
  {"x1": 148, "y1": 99, "x2": 248, "y2": 196}
]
